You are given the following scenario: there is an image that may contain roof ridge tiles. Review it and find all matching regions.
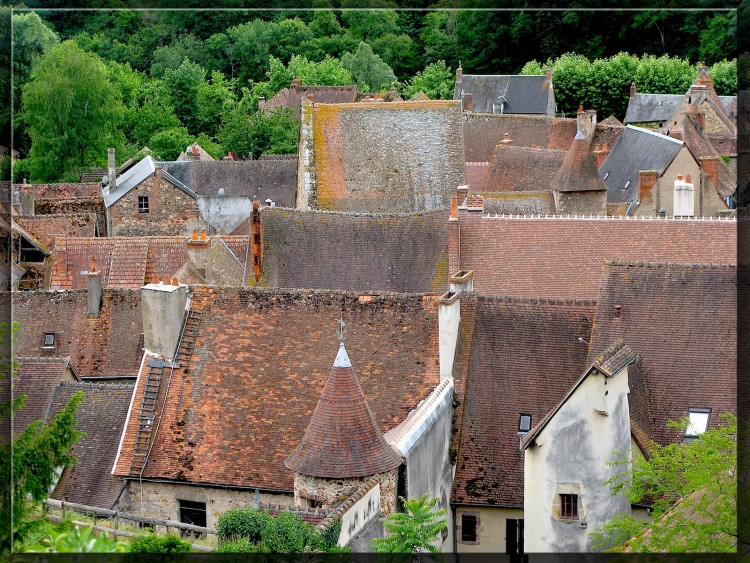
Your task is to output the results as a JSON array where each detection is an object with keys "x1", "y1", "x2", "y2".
[
  {"x1": 57, "y1": 381, "x2": 134, "y2": 390},
  {"x1": 261, "y1": 207, "x2": 450, "y2": 219},
  {"x1": 478, "y1": 295, "x2": 596, "y2": 307},
  {"x1": 604, "y1": 259, "x2": 736, "y2": 269},
  {"x1": 17, "y1": 356, "x2": 72, "y2": 363}
]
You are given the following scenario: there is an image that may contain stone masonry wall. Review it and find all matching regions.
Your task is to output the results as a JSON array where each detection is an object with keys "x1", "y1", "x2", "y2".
[
  {"x1": 110, "y1": 175, "x2": 204, "y2": 236},
  {"x1": 295, "y1": 468, "x2": 398, "y2": 514}
]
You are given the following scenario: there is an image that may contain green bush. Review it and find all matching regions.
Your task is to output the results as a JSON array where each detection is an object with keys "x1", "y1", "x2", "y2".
[
  {"x1": 216, "y1": 508, "x2": 272, "y2": 543},
  {"x1": 214, "y1": 537, "x2": 258, "y2": 553},
  {"x1": 129, "y1": 533, "x2": 192, "y2": 553},
  {"x1": 258, "y1": 511, "x2": 317, "y2": 553}
]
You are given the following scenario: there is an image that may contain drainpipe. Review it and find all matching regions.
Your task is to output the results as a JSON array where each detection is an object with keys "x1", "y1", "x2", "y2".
[{"x1": 451, "y1": 502, "x2": 457, "y2": 553}]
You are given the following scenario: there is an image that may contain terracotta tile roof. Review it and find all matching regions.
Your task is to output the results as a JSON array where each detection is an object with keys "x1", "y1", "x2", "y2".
[
  {"x1": 599, "y1": 115, "x2": 623, "y2": 126},
  {"x1": 13, "y1": 289, "x2": 143, "y2": 378},
  {"x1": 113, "y1": 289, "x2": 441, "y2": 491},
  {"x1": 551, "y1": 131, "x2": 607, "y2": 193},
  {"x1": 12, "y1": 357, "x2": 79, "y2": 437},
  {"x1": 12, "y1": 214, "x2": 97, "y2": 250},
  {"x1": 451, "y1": 297, "x2": 595, "y2": 506},
  {"x1": 465, "y1": 162, "x2": 489, "y2": 191},
  {"x1": 266, "y1": 85, "x2": 358, "y2": 117},
  {"x1": 47, "y1": 381, "x2": 134, "y2": 509},
  {"x1": 108, "y1": 239, "x2": 149, "y2": 288},
  {"x1": 681, "y1": 115, "x2": 737, "y2": 198},
  {"x1": 481, "y1": 192, "x2": 556, "y2": 215},
  {"x1": 259, "y1": 208, "x2": 449, "y2": 293},
  {"x1": 482, "y1": 146, "x2": 565, "y2": 192},
  {"x1": 463, "y1": 113, "x2": 578, "y2": 162},
  {"x1": 285, "y1": 343, "x2": 402, "y2": 478},
  {"x1": 457, "y1": 214, "x2": 736, "y2": 300},
  {"x1": 174, "y1": 236, "x2": 248, "y2": 286},
  {"x1": 587, "y1": 261, "x2": 736, "y2": 446},
  {"x1": 312, "y1": 100, "x2": 465, "y2": 213}
]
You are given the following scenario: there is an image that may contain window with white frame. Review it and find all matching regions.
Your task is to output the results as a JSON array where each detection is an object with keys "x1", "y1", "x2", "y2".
[{"x1": 684, "y1": 408, "x2": 710, "y2": 440}]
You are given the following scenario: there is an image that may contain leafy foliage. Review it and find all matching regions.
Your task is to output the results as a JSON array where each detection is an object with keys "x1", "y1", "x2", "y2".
[
  {"x1": 129, "y1": 532, "x2": 192, "y2": 553},
  {"x1": 403, "y1": 60, "x2": 454, "y2": 100},
  {"x1": 217, "y1": 507, "x2": 271, "y2": 543},
  {"x1": 21, "y1": 520, "x2": 129, "y2": 553},
  {"x1": 22, "y1": 41, "x2": 125, "y2": 182},
  {"x1": 342, "y1": 42, "x2": 396, "y2": 92},
  {"x1": 219, "y1": 106, "x2": 298, "y2": 159},
  {"x1": 590, "y1": 414, "x2": 737, "y2": 553},
  {"x1": 149, "y1": 127, "x2": 193, "y2": 161},
  {"x1": 371, "y1": 495, "x2": 446, "y2": 553}
]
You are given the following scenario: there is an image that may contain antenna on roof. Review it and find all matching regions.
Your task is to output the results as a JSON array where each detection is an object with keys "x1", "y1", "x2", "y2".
[{"x1": 337, "y1": 313, "x2": 347, "y2": 344}]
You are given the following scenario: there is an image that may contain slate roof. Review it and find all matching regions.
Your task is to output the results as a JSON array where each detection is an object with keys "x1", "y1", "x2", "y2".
[
  {"x1": 457, "y1": 214, "x2": 737, "y2": 300},
  {"x1": 12, "y1": 357, "x2": 79, "y2": 437},
  {"x1": 463, "y1": 113, "x2": 577, "y2": 162},
  {"x1": 49, "y1": 235, "x2": 249, "y2": 289},
  {"x1": 265, "y1": 84, "x2": 358, "y2": 118},
  {"x1": 451, "y1": 297, "x2": 595, "y2": 507},
  {"x1": 259, "y1": 208, "x2": 449, "y2": 293},
  {"x1": 455, "y1": 74, "x2": 553, "y2": 115},
  {"x1": 625, "y1": 93, "x2": 736, "y2": 124},
  {"x1": 551, "y1": 131, "x2": 607, "y2": 193},
  {"x1": 312, "y1": 100, "x2": 465, "y2": 213},
  {"x1": 587, "y1": 261, "x2": 736, "y2": 446},
  {"x1": 13, "y1": 289, "x2": 143, "y2": 378},
  {"x1": 482, "y1": 146, "x2": 565, "y2": 192},
  {"x1": 285, "y1": 343, "x2": 402, "y2": 478},
  {"x1": 174, "y1": 236, "x2": 247, "y2": 286},
  {"x1": 192, "y1": 160, "x2": 297, "y2": 207},
  {"x1": 599, "y1": 125, "x2": 684, "y2": 203},
  {"x1": 113, "y1": 289, "x2": 442, "y2": 491},
  {"x1": 13, "y1": 214, "x2": 97, "y2": 254},
  {"x1": 48, "y1": 381, "x2": 134, "y2": 509},
  {"x1": 104, "y1": 157, "x2": 196, "y2": 207}
]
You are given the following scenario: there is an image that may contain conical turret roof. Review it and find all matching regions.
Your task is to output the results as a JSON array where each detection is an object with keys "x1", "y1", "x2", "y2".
[
  {"x1": 284, "y1": 344, "x2": 402, "y2": 478},
  {"x1": 551, "y1": 130, "x2": 607, "y2": 193}
]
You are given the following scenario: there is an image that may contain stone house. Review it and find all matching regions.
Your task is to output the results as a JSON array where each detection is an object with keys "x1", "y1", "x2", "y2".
[
  {"x1": 261, "y1": 78, "x2": 359, "y2": 118},
  {"x1": 454, "y1": 64, "x2": 556, "y2": 117}
]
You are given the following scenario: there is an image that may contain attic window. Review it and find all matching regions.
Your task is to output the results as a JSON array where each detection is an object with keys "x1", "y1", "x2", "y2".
[
  {"x1": 684, "y1": 408, "x2": 710, "y2": 440},
  {"x1": 43, "y1": 333, "x2": 55, "y2": 348},
  {"x1": 518, "y1": 414, "x2": 532, "y2": 433},
  {"x1": 138, "y1": 196, "x2": 149, "y2": 213}
]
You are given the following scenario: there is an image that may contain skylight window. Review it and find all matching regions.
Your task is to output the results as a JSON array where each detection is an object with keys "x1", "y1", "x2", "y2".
[
  {"x1": 685, "y1": 408, "x2": 710, "y2": 438},
  {"x1": 43, "y1": 333, "x2": 55, "y2": 348},
  {"x1": 518, "y1": 414, "x2": 532, "y2": 433}
]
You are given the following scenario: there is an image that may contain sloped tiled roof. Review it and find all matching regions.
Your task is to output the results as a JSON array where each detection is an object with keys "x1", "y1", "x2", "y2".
[
  {"x1": 680, "y1": 114, "x2": 737, "y2": 198},
  {"x1": 192, "y1": 160, "x2": 297, "y2": 207},
  {"x1": 266, "y1": 85, "x2": 358, "y2": 117},
  {"x1": 483, "y1": 146, "x2": 565, "y2": 192},
  {"x1": 104, "y1": 157, "x2": 196, "y2": 207},
  {"x1": 455, "y1": 74, "x2": 553, "y2": 114},
  {"x1": 625, "y1": 93, "x2": 736, "y2": 124},
  {"x1": 457, "y1": 214, "x2": 736, "y2": 300},
  {"x1": 587, "y1": 261, "x2": 736, "y2": 446},
  {"x1": 599, "y1": 126, "x2": 684, "y2": 203},
  {"x1": 12, "y1": 214, "x2": 97, "y2": 251},
  {"x1": 466, "y1": 162, "x2": 489, "y2": 191},
  {"x1": 48, "y1": 381, "x2": 134, "y2": 509},
  {"x1": 13, "y1": 289, "x2": 143, "y2": 378},
  {"x1": 451, "y1": 297, "x2": 595, "y2": 506},
  {"x1": 113, "y1": 289, "x2": 441, "y2": 490},
  {"x1": 12, "y1": 357, "x2": 79, "y2": 437},
  {"x1": 481, "y1": 192, "x2": 556, "y2": 215},
  {"x1": 177, "y1": 143, "x2": 216, "y2": 162},
  {"x1": 259, "y1": 208, "x2": 449, "y2": 293},
  {"x1": 312, "y1": 101, "x2": 465, "y2": 213},
  {"x1": 174, "y1": 236, "x2": 247, "y2": 286},
  {"x1": 285, "y1": 343, "x2": 402, "y2": 478},
  {"x1": 551, "y1": 131, "x2": 607, "y2": 193}
]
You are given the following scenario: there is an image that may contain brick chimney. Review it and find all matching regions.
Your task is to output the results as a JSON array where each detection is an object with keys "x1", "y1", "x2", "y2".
[
  {"x1": 456, "y1": 62, "x2": 462, "y2": 81},
  {"x1": 107, "y1": 148, "x2": 117, "y2": 192},
  {"x1": 692, "y1": 110, "x2": 706, "y2": 131},
  {"x1": 141, "y1": 277, "x2": 189, "y2": 360},
  {"x1": 466, "y1": 194, "x2": 484, "y2": 212},
  {"x1": 637, "y1": 170, "x2": 659, "y2": 202},
  {"x1": 187, "y1": 229, "x2": 212, "y2": 284},
  {"x1": 456, "y1": 185, "x2": 469, "y2": 207},
  {"x1": 191, "y1": 145, "x2": 201, "y2": 161},
  {"x1": 251, "y1": 200, "x2": 262, "y2": 282},
  {"x1": 498, "y1": 132, "x2": 513, "y2": 147},
  {"x1": 593, "y1": 143, "x2": 610, "y2": 169},
  {"x1": 545, "y1": 67, "x2": 552, "y2": 83},
  {"x1": 86, "y1": 257, "x2": 102, "y2": 316},
  {"x1": 448, "y1": 196, "x2": 459, "y2": 274},
  {"x1": 630, "y1": 82, "x2": 636, "y2": 99},
  {"x1": 463, "y1": 92, "x2": 474, "y2": 112},
  {"x1": 701, "y1": 156, "x2": 719, "y2": 188},
  {"x1": 291, "y1": 76, "x2": 302, "y2": 88}
]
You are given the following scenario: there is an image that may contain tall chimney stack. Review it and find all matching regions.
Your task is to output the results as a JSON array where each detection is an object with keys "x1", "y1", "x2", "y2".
[
  {"x1": 463, "y1": 92, "x2": 474, "y2": 112},
  {"x1": 251, "y1": 201, "x2": 262, "y2": 282},
  {"x1": 107, "y1": 148, "x2": 117, "y2": 192},
  {"x1": 456, "y1": 62, "x2": 462, "y2": 82},
  {"x1": 141, "y1": 278, "x2": 189, "y2": 360},
  {"x1": 187, "y1": 229, "x2": 212, "y2": 284},
  {"x1": 630, "y1": 82, "x2": 636, "y2": 99},
  {"x1": 86, "y1": 257, "x2": 102, "y2": 316}
]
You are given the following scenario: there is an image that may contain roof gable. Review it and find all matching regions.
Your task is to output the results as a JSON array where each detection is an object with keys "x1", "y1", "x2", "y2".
[{"x1": 551, "y1": 132, "x2": 607, "y2": 193}]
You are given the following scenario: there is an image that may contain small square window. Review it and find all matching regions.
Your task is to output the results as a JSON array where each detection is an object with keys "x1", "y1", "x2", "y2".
[
  {"x1": 518, "y1": 414, "x2": 532, "y2": 433},
  {"x1": 138, "y1": 196, "x2": 149, "y2": 213},
  {"x1": 560, "y1": 494, "x2": 578, "y2": 520},
  {"x1": 461, "y1": 514, "x2": 477, "y2": 542},
  {"x1": 178, "y1": 499, "x2": 206, "y2": 537},
  {"x1": 43, "y1": 333, "x2": 55, "y2": 347},
  {"x1": 685, "y1": 408, "x2": 710, "y2": 438}
]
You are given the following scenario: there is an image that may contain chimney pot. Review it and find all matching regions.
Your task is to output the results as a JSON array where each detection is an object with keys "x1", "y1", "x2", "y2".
[
  {"x1": 456, "y1": 62, "x2": 463, "y2": 81},
  {"x1": 545, "y1": 67, "x2": 552, "y2": 82},
  {"x1": 677, "y1": 174, "x2": 684, "y2": 181},
  {"x1": 578, "y1": 104, "x2": 584, "y2": 114},
  {"x1": 685, "y1": 174, "x2": 692, "y2": 184},
  {"x1": 172, "y1": 277, "x2": 179, "y2": 286},
  {"x1": 163, "y1": 275, "x2": 170, "y2": 285},
  {"x1": 253, "y1": 200, "x2": 260, "y2": 211},
  {"x1": 200, "y1": 229, "x2": 207, "y2": 240},
  {"x1": 449, "y1": 196, "x2": 458, "y2": 221},
  {"x1": 152, "y1": 274, "x2": 159, "y2": 284},
  {"x1": 191, "y1": 229, "x2": 198, "y2": 240},
  {"x1": 630, "y1": 82, "x2": 636, "y2": 99}
]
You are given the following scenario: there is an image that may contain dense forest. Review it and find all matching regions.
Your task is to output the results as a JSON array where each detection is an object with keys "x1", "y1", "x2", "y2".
[{"x1": 1, "y1": 6, "x2": 738, "y2": 182}]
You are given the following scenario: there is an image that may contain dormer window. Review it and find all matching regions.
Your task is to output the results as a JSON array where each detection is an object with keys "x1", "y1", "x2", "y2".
[
  {"x1": 518, "y1": 413, "x2": 532, "y2": 434},
  {"x1": 43, "y1": 333, "x2": 55, "y2": 348},
  {"x1": 684, "y1": 408, "x2": 710, "y2": 441}
]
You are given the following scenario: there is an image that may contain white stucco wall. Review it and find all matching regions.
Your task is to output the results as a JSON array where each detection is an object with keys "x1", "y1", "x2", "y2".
[
  {"x1": 338, "y1": 483, "x2": 381, "y2": 546},
  {"x1": 455, "y1": 506, "x2": 524, "y2": 553},
  {"x1": 523, "y1": 366, "x2": 632, "y2": 552}
]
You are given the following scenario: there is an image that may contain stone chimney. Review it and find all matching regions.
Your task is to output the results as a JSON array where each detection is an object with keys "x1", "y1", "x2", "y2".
[
  {"x1": 695, "y1": 64, "x2": 714, "y2": 89},
  {"x1": 674, "y1": 173, "x2": 695, "y2": 217},
  {"x1": 108, "y1": 148, "x2": 117, "y2": 192},
  {"x1": 448, "y1": 196, "x2": 459, "y2": 274},
  {"x1": 637, "y1": 170, "x2": 659, "y2": 202},
  {"x1": 456, "y1": 62, "x2": 462, "y2": 81},
  {"x1": 449, "y1": 269, "x2": 474, "y2": 295},
  {"x1": 463, "y1": 92, "x2": 474, "y2": 112},
  {"x1": 187, "y1": 229, "x2": 212, "y2": 284},
  {"x1": 191, "y1": 145, "x2": 201, "y2": 161},
  {"x1": 630, "y1": 82, "x2": 636, "y2": 99},
  {"x1": 498, "y1": 132, "x2": 513, "y2": 146},
  {"x1": 141, "y1": 278, "x2": 189, "y2": 360},
  {"x1": 593, "y1": 143, "x2": 610, "y2": 169},
  {"x1": 545, "y1": 67, "x2": 552, "y2": 83},
  {"x1": 701, "y1": 156, "x2": 719, "y2": 188},
  {"x1": 251, "y1": 201, "x2": 262, "y2": 282},
  {"x1": 577, "y1": 108, "x2": 597, "y2": 141},
  {"x1": 438, "y1": 287, "x2": 460, "y2": 380},
  {"x1": 291, "y1": 76, "x2": 302, "y2": 88},
  {"x1": 86, "y1": 257, "x2": 102, "y2": 316}
]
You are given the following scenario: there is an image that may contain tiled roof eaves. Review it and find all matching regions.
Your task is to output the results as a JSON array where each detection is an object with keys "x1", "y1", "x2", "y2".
[
  {"x1": 261, "y1": 206, "x2": 450, "y2": 219},
  {"x1": 472, "y1": 214, "x2": 736, "y2": 222}
]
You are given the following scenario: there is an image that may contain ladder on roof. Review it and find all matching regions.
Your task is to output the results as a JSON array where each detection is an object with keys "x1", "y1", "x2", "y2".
[
  {"x1": 175, "y1": 310, "x2": 203, "y2": 368},
  {"x1": 129, "y1": 359, "x2": 166, "y2": 476}
]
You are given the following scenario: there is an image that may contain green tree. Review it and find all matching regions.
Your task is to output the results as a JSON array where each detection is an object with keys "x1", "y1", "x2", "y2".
[
  {"x1": 149, "y1": 127, "x2": 193, "y2": 161},
  {"x1": 22, "y1": 40, "x2": 125, "y2": 182},
  {"x1": 709, "y1": 59, "x2": 737, "y2": 97},
  {"x1": 150, "y1": 34, "x2": 205, "y2": 78},
  {"x1": 590, "y1": 414, "x2": 737, "y2": 553},
  {"x1": 22, "y1": 521, "x2": 129, "y2": 553},
  {"x1": 196, "y1": 70, "x2": 237, "y2": 138},
  {"x1": 371, "y1": 495, "x2": 447, "y2": 553},
  {"x1": 163, "y1": 58, "x2": 206, "y2": 136},
  {"x1": 341, "y1": 42, "x2": 396, "y2": 92},
  {"x1": 403, "y1": 60, "x2": 454, "y2": 100}
]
